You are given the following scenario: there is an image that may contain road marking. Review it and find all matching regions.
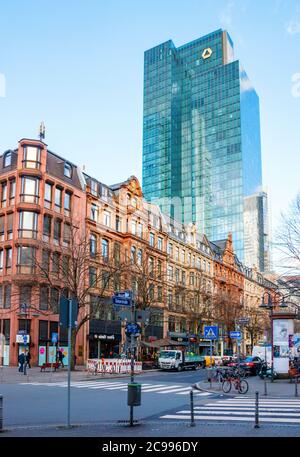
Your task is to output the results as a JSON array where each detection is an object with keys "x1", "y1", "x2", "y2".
[
  {"x1": 176, "y1": 409, "x2": 300, "y2": 417},
  {"x1": 138, "y1": 385, "x2": 181, "y2": 392},
  {"x1": 159, "y1": 397, "x2": 300, "y2": 424},
  {"x1": 20, "y1": 381, "x2": 213, "y2": 396},
  {"x1": 193, "y1": 406, "x2": 300, "y2": 411},
  {"x1": 160, "y1": 415, "x2": 300, "y2": 423},
  {"x1": 157, "y1": 387, "x2": 193, "y2": 394}
]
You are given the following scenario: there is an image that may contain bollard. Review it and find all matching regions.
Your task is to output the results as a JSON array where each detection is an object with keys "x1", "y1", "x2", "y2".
[
  {"x1": 190, "y1": 390, "x2": 195, "y2": 427},
  {"x1": 295, "y1": 377, "x2": 298, "y2": 398},
  {"x1": 0, "y1": 395, "x2": 3, "y2": 431},
  {"x1": 254, "y1": 391, "x2": 260, "y2": 428},
  {"x1": 264, "y1": 378, "x2": 267, "y2": 396}
]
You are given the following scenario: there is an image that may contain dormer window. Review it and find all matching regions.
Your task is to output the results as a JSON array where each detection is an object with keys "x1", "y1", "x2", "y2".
[
  {"x1": 90, "y1": 180, "x2": 98, "y2": 196},
  {"x1": 3, "y1": 152, "x2": 11, "y2": 167},
  {"x1": 64, "y1": 163, "x2": 72, "y2": 178}
]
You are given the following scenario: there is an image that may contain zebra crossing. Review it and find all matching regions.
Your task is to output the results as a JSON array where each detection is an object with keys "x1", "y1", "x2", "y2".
[
  {"x1": 160, "y1": 396, "x2": 300, "y2": 424},
  {"x1": 19, "y1": 380, "x2": 214, "y2": 397}
]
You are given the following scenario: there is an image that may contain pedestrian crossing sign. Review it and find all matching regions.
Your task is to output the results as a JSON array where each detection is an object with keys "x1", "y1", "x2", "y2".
[{"x1": 204, "y1": 326, "x2": 218, "y2": 340}]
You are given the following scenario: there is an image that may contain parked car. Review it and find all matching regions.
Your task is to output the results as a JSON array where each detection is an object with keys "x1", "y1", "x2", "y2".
[
  {"x1": 228, "y1": 356, "x2": 262, "y2": 375},
  {"x1": 222, "y1": 355, "x2": 233, "y2": 366}
]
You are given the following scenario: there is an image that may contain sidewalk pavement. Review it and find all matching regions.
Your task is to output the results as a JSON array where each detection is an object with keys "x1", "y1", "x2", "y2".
[
  {"x1": 195, "y1": 375, "x2": 300, "y2": 398},
  {"x1": 0, "y1": 365, "x2": 158, "y2": 384}
]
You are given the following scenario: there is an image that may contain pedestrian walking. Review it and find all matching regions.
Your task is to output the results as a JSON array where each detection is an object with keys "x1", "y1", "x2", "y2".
[
  {"x1": 18, "y1": 352, "x2": 25, "y2": 372},
  {"x1": 58, "y1": 349, "x2": 65, "y2": 368},
  {"x1": 26, "y1": 351, "x2": 31, "y2": 369}
]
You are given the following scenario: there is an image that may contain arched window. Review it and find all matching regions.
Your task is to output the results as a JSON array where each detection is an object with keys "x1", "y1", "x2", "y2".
[
  {"x1": 90, "y1": 234, "x2": 97, "y2": 256},
  {"x1": 131, "y1": 246, "x2": 136, "y2": 263},
  {"x1": 101, "y1": 239, "x2": 109, "y2": 261},
  {"x1": 3, "y1": 151, "x2": 11, "y2": 167}
]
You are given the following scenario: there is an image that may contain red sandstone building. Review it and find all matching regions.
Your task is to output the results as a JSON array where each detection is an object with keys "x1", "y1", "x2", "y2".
[
  {"x1": 0, "y1": 138, "x2": 86, "y2": 366},
  {"x1": 0, "y1": 138, "x2": 277, "y2": 367}
]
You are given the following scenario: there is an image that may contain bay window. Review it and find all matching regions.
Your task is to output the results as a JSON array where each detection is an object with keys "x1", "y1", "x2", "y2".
[
  {"x1": 17, "y1": 246, "x2": 36, "y2": 274},
  {"x1": 1, "y1": 182, "x2": 7, "y2": 208},
  {"x1": 19, "y1": 211, "x2": 38, "y2": 238},
  {"x1": 23, "y1": 146, "x2": 41, "y2": 169},
  {"x1": 21, "y1": 176, "x2": 39, "y2": 204},
  {"x1": 9, "y1": 179, "x2": 15, "y2": 205}
]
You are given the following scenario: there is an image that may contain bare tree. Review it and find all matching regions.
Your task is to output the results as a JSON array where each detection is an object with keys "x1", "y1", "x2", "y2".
[
  {"x1": 243, "y1": 307, "x2": 269, "y2": 352},
  {"x1": 125, "y1": 249, "x2": 167, "y2": 347},
  {"x1": 212, "y1": 287, "x2": 243, "y2": 350},
  {"x1": 33, "y1": 221, "x2": 128, "y2": 369},
  {"x1": 276, "y1": 193, "x2": 300, "y2": 310}
]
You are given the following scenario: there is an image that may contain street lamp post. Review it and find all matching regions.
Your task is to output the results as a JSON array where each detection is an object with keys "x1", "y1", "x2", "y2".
[{"x1": 259, "y1": 292, "x2": 288, "y2": 382}]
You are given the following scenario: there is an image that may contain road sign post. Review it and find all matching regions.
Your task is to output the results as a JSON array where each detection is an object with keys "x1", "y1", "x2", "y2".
[
  {"x1": 204, "y1": 326, "x2": 218, "y2": 389},
  {"x1": 67, "y1": 298, "x2": 72, "y2": 428},
  {"x1": 59, "y1": 296, "x2": 78, "y2": 429},
  {"x1": 50, "y1": 332, "x2": 58, "y2": 379}
]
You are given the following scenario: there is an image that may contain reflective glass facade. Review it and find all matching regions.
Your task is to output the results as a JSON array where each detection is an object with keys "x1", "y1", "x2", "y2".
[{"x1": 143, "y1": 29, "x2": 263, "y2": 262}]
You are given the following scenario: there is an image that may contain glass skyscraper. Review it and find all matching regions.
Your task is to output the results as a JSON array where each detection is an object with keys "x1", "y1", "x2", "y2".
[{"x1": 142, "y1": 29, "x2": 264, "y2": 264}]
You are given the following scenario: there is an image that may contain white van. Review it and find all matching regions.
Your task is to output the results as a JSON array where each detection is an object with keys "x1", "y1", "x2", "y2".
[{"x1": 252, "y1": 345, "x2": 271, "y2": 364}]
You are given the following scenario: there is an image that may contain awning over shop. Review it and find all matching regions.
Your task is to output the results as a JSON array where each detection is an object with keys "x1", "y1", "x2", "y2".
[{"x1": 140, "y1": 338, "x2": 186, "y2": 348}]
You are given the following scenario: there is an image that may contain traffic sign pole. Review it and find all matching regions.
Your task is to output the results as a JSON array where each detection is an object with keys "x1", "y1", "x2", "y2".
[
  {"x1": 130, "y1": 292, "x2": 135, "y2": 426},
  {"x1": 67, "y1": 298, "x2": 72, "y2": 428}
]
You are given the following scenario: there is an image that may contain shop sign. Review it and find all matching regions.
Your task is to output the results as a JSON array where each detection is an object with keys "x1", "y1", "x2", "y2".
[
  {"x1": 16, "y1": 334, "x2": 30, "y2": 344},
  {"x1": 94, "y1": 334, "x2": 115, "y2": 340}
]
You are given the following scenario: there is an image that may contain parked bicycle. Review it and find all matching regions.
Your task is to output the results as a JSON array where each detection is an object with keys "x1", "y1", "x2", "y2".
[{"x1": 222, "y1": 372, "x2": 249, "y2": 394}]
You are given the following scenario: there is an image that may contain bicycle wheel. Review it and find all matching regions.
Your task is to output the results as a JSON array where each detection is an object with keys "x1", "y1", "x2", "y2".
[
  {"x1": 222, "y1": 380, "x2": 232, "y2": 393},
  {"x1": 238, "y1": 379, "x2": 249, "y2": 394}
]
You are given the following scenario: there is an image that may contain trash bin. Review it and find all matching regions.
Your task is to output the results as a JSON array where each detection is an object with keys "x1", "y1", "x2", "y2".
[{"x1": 127, "y1": 383, "x2": 141, "y2": 406}]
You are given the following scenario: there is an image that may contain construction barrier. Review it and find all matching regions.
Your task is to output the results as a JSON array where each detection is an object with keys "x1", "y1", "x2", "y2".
[{"x1": 87, "y1": 358, "x2": 143, "y2": 374}]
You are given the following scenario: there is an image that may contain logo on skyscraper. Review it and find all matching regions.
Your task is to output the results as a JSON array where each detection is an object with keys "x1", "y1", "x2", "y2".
[{"x1": 202, "y1": 48, "x2": 212, "y2": 59}]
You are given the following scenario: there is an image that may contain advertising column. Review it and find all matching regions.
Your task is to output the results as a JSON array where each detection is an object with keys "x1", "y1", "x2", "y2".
[{"x1": 273, "y1": 318, "x2": 294, "y2": 375}]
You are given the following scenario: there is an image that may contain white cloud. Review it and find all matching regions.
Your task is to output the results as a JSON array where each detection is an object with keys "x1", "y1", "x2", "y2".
[{"x1": 286, "y1": 19, "x2": 300, "y2": 34}]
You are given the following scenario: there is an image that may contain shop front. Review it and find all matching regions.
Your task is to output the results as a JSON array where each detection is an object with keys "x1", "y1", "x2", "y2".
[
  {"x1": 168, "y1": 331, "x2": 189, "y2": 347},
  {"x1": 0, "y1": 319, "x2": 10, "y2": 366},
  {"x1": 198, "y1": 338, "x2": 214, "y2": 356},
  {"x1": 38, "y1": 320, "x2": 68, "y2": 366},
  {"x1": 141, "y1": 325, "x2": 164, "y2": 364},
  {"x1": 89, "y1": 320, "x2": 121, "y2": 358}
]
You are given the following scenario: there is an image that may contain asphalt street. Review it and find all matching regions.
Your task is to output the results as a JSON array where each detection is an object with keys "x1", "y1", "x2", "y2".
[
  {"x1": 0, "y1": 369, "x2": 208, "y2": 427},
  {"x1": 1, "y1": 369, "x2": 300, "y2": 437}
]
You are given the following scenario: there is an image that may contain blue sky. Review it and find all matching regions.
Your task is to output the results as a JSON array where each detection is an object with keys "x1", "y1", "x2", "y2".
[{"x1": 0, "y1": 0, "x2": 299, "y2": 265}]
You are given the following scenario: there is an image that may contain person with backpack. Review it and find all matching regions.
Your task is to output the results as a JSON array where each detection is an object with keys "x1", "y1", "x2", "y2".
[
  {"x1": 58, "y1": 349, "x2": 65, "y2": 367},
  {"x1": 26, "y1": 351, "x2": 31, "y2": 369},
  {"x1": 18, "y1": 352, "x2": 25, "y2": 372}
]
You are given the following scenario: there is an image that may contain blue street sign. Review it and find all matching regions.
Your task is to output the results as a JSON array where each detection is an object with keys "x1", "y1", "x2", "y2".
[
  {"x1": 125, "y1": 323, "x2": 141, "y2": 336},
  {"x1": 113, "y1": 297, "x2": 131, "y2": 306},
  {"x1": 230, "y1": 331, "x2": 242, "y2": 339},
  {"x1": 204, "y1": 326, "x2": 219, "y2": 340},
  {"x1": 51, "y1": 332, "x2": 58, "y2": 344},
  {"x1": 114, "y1": 291, "x2": 132, "y2": 299},
  {"x1": 23, "y1": 335, "x2": 28, "y2": 344}
]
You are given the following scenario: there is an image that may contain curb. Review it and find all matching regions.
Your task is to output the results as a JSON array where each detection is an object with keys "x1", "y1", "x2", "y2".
[{"x1": 0, "y1": 369, "x2": 161, "y2": 384}]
